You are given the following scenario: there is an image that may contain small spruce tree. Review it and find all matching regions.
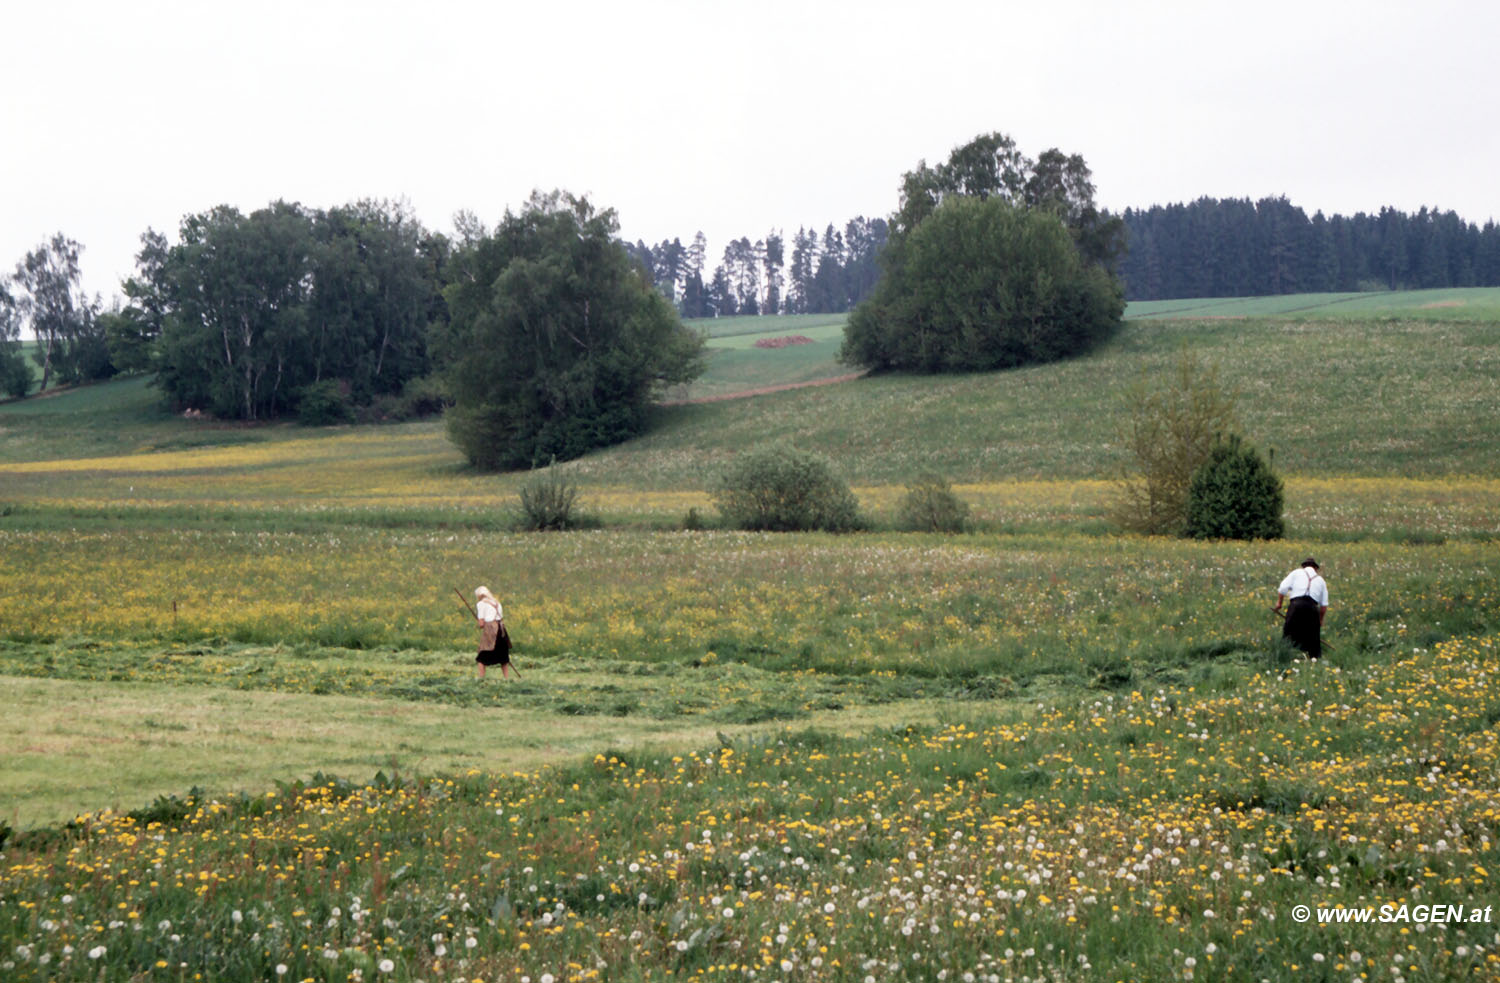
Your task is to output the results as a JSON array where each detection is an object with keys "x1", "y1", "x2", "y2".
[{"x1": 1184, "y1": 434, "x2": 1284, "y2": 540}]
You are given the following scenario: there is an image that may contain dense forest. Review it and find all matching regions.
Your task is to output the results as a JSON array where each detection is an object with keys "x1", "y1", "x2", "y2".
[
  {"x1": 1119, "y1": 198, "x2": 1500, "y2": 300},
  {"x1": 638, "y1": 199, "x2": 1500, "y2": 309}
]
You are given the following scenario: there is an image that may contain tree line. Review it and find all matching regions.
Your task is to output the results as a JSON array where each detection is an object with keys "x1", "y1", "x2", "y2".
[
  {"x1": 1, "y1": 201, "x2": 446, "y2": 415},
  {"x1": 1120, "y1": 197, "x2": 1500, "y2": 300},
  {"x1": 624, "y1": 218, "x2": 888, "y2": 318},
  {"x1": 7, "y1": 182, "x2": 1498, "y2": 422},
  {"x1": 0, "y1": 206, "x2": 892, "y2": 410}
]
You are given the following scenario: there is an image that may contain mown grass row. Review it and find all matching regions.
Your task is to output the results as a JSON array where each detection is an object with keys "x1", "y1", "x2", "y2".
[{"x1": 2, "y1": 527, "x2": 1493, "y2": 677}]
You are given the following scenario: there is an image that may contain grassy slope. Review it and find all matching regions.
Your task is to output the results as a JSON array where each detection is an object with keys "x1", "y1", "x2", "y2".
[
  {"x1": 580, "y1": 313, "x2": 1500, "y2": 487},
  {"x1": 7, "y1": 295, "x2": 1499, "y2": 486}
]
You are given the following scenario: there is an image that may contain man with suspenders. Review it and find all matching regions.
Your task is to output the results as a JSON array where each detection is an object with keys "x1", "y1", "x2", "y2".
[{"x1": 1274, "y1": 558, "x2": 1329, "y2": 659}]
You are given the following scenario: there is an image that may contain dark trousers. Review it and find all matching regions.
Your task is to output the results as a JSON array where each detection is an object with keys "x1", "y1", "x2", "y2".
[{"x1": 1283, "y1": 596, "x2": 1322, "y2": 659}]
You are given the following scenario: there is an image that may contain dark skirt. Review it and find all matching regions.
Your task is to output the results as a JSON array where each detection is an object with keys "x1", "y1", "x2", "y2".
[
  {"x1": 477, "y1": 625, "x2": 512, "y2": 666},
  {"x1": 1283, "y1": 596, "x2": 1322, "y2": 659}
]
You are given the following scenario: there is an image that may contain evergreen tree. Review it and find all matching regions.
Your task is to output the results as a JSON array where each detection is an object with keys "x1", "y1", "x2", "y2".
[
  {"x1": 762, "y1": 230, "x2": 784, "y2": 316},
  {"x1": 1185, "y1": 434, "x2": 1285, "y2": 541},
  {"x1": 680, "y1": 232, "x2": 708, "y2": 317},
  {"x1": 787, "y1": 227, "x2": 817, "y2": 315},
  {"x1": 708, "y1": 264, "x2": 736, "y2": 317}
]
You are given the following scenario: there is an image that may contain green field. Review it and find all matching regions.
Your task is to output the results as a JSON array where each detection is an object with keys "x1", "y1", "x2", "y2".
[
  {"x1": 2, "y1": 289, "x2": 1499, "y2": 981},
  {"x1": 1123, "y1": 285, "x2": 1500, "y2": 321}
]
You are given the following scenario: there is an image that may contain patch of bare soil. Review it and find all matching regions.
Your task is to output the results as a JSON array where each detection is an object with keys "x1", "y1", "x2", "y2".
[
  {"x1": 663, "y1": 371, "x2": 866, "y2": 406},
  {"x1": 753, "y1": 335, "x2": 816, "y2": 349}
]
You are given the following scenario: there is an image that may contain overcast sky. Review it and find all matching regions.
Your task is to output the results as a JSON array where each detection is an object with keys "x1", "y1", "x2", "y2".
[{"x1": 4, "y1": 0, "x2": 1496, "y2": 301}]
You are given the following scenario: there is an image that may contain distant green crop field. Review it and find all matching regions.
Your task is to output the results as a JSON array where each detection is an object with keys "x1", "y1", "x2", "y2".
[
  {"x1": 687, "y1": 312, "x2": 851, "y2": 339},
  {"x1": 699, "y1": 319, "x2": 846, "y2": 351},
  {"x1": 1124, "y1": 285, "x2": 1500, "y2": 320}
]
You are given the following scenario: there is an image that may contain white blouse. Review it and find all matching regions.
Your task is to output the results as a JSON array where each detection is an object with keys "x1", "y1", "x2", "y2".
[{"x1": 476, "y1": 598, "x2": 502, "y2": 623}]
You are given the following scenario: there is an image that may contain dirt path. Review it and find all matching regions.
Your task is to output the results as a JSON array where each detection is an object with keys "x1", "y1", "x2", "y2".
[{"x1": 663, "y1": 371, "x2": 866, "y2": 406}]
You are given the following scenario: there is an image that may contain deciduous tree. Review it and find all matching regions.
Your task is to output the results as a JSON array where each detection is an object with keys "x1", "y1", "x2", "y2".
[
  {"x1": 433, "y1": 191, "x2": 704, "y2": 470},
  {"x1": 843, "y1": 196, "x2": 1122, "y2": 372},
  {"x1": 843, "y1": 132, "x2": 1124, "y2": 374},
  {"x1": 1113, "y1": 352, "x2": 1241, "y2": 536},
  {"x1": 10, "y1": 233, "x2": 106, "y2": 388}
]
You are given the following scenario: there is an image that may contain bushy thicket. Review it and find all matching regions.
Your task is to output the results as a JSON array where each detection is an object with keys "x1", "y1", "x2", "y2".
[
  {"x1": 436, "y1": 192, "x2": 705, "y2": 470},
  {"x1": 364, "y1": 374, "x2": 452, "y2": 423},
  {"x1": 1185, "y1": 435, "x2": 1284, "y2": 540},
  {"x1": 896, "y1": 473, "x2": 971, "y2": 533},
  {"x1": 1113, "y1": 352, "x2": 1240, "y2": 536},
  {"x1": 0, "y1": 344, "x2": 29, "y2": 399},
  {"x1": 145, "y1": 200, "x2": 441, "y2": 421},
  {"x1": 842, "y1": 196, "x2": 1122, "y2": 373},
  {"x1": 714, "y1": 444, "x2": 863, "y2": 533}
]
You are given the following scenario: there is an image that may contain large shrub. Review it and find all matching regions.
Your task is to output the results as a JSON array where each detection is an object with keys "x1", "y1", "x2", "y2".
[
  {"x1": 1, "y1": 284, "x2": 34, "y2": 397},
  {"x1": 295, "y1": 379, "x2": 356, "y2": 425},
  {"x1": 1185, "y1": 435, "x2": 1285, "y2": 540},
  {"x1": 714, "y1": 444, "x2": 863, "y2": 532},
  {"x1": 842, "y1": 195, "x2": 1123, "y2": 373},
  {"x1": 0, "y1": 340, "x2": 29, "y2": 399}
]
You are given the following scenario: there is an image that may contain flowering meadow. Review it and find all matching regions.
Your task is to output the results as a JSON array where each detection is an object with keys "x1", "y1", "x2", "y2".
[
  {"x1": 3, "y1": 517, "x2": 1499, "y2": 980},
  {"x1": 4, "y1": 634, "x2": 1500, "y2": 981}
]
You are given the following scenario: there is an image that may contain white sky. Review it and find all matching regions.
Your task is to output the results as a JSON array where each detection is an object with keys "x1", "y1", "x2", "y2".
[{"x1": 3, "y1": 0, "x2": 1496, "y2": 301}]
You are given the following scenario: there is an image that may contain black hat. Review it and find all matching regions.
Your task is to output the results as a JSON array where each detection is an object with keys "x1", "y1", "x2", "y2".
[{"x1": 1301, "y1": 557, "x2": 1319, "y2": 570}]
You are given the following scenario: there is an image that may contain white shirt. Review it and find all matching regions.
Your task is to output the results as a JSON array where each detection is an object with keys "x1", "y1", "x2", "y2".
[
  {"x1": 1277, "y1": 567, "x2": 1329, "y2": 607},
  {"x1": 476, "y1": 598, "x2": 502, "y2": 623}
]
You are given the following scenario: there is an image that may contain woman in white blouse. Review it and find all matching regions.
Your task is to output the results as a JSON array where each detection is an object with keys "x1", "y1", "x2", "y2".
[{"x1": 474, "y1": 586, "x2": 512, "y2": 679}]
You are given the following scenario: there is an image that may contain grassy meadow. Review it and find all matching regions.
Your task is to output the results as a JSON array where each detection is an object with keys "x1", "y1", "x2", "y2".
[{"x1": 2, "y1": 288, "x2": 1500, "y2": 981}]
